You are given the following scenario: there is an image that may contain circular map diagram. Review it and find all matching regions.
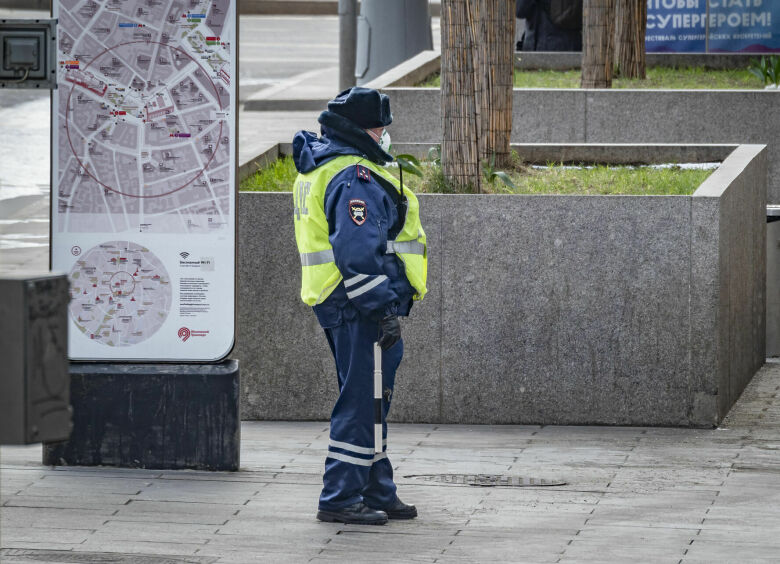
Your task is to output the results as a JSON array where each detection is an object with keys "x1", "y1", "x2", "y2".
[{"x1": 68, "y1": 241, "x2": 172, "y2": 347}]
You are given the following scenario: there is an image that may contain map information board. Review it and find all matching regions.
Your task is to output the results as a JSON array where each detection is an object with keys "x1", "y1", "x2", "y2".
[{"x1": 52, "y1": 0, "x2": 236, "y2": 361}]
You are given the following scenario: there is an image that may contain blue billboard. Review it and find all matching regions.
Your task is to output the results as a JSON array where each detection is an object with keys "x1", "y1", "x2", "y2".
[{"x1": 646, "y1": 0, "x2": 780, "y2": 53}]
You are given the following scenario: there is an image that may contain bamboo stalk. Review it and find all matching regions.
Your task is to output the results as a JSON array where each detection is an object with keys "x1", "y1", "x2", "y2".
[
  {"x1": 582, "y1": 0, "x2": 616, "y2": 89},
  {"x1": 615, "y1": 0, "x2": 647, "y2": 79},
  {"x1": 441, "y1": 0, "x2": 514, "y2": 192},
  {"x1": 441, "y1": 0, "x2": 481, "y2": 191}
]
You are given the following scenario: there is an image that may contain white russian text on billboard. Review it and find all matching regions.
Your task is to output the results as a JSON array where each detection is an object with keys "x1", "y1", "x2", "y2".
[{"x1": 647, "y1": 0, "x2": 780, "y2": 53}]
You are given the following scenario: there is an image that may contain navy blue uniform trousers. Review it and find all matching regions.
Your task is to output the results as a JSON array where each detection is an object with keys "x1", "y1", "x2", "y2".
[{"x1": 318, "y1": 306, "x2": 403, "y2": 511}]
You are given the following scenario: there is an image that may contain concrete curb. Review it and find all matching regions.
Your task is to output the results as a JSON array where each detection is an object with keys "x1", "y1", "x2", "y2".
[
  {"x1": 238, "y1": 141, "x2": 287, "y2": 181},
  {"x1": 242, "y1": 98, "x2": 329, "y2": 112},
  {"x1": 0, "y1": 0, "x2": 442, "y2": 16},
  {"x1": 241, "y1": 50, "x2": 439, "y2": 113},
  {"x1": 240, "y1": 0, "x2": 339, "y2": 15},
  {"x1": 364, "y1": 50, "x2": 442, "y2": 89},
  {"x1": 364, "y1": 51, "x2": 757, "y2": 87},
  {"x1": 240, "y1": 0, "x2": 441, "y2": 17}
]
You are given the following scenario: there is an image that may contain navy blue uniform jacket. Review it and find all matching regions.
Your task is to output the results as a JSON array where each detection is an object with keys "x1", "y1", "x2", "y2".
[{"x1": 292, "y1": 128, "x2": 415, "y2": 327}]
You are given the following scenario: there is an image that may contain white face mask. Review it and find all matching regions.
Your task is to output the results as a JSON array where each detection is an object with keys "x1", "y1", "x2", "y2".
[
  {"x1": 371, "y1": 129, "x2": 391, "y2": 153},
  {"x1": 378, "y1": 129, "x2": 391, "y2": 153}
]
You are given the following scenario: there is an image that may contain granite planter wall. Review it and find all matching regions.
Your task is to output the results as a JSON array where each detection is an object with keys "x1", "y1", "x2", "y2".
[
  {"x1": 384, "y1": 87, "x2": 780, "y2": 205},
  {"x1": 236, "y1": 144, "x2": 766, "y2": 427}
]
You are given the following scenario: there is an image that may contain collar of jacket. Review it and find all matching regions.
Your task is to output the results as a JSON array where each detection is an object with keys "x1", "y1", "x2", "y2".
[{"x1": 318, "y1": 110, "x2": 394, "y2": 166}]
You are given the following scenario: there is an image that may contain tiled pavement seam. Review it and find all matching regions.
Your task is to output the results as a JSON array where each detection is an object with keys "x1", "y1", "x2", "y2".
[{"x1": 1, "y1": 363, "x2": 779, "y2": 563}]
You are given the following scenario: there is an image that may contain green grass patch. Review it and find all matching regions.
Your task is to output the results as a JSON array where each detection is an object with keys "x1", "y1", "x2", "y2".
[
  {"x1": 240, "y1": 153, "x2": 713, "y2": 196},
  {"x1": 390, "y1": 160, "x2": 711, "y2": 195},
  {"x1": 240, "y1": 155, "x2": 298, "y2": 191},
  {"x1": 418, "y1": 66, "x2": 762, "y2": 89}
]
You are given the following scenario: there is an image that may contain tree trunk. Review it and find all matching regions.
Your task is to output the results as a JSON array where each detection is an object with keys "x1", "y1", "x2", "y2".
[
  {"x1": 474, "y1": 0, "x2": 514, "y2": 169},
  {"x1": 614, "y1": 0, "x2": 647, "y2": 79},
  {"x1": 582, "y1": 0, "x2": 616, "y2": 88},
  {"x1": 441, "y1": 0, "x2": 481, "y2": 191},
  {"x1": 441, "y1": 0, "x2": 514, "y2": 192}
]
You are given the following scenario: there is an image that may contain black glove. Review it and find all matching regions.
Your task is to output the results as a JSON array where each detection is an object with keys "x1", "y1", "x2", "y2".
[{"x1": 378, "y1": 315, "x2": 401, "y2": 351}]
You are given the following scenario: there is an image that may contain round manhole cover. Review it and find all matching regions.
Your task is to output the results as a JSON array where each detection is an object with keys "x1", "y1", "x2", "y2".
[{"x1": 403, "y1": 474, "x2": 567, "y2": 487}]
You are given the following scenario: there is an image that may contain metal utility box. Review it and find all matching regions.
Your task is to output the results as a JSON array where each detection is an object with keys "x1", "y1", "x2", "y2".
[
  {"x1": 0, "y1": 18, "x2": 57, "y2": 89},
  {"x1": 769, "y1": 207, "x2": 780, "y2": 357},
  {"x1": 0, "y1": 272, "x2": 72, "y2": 444}
]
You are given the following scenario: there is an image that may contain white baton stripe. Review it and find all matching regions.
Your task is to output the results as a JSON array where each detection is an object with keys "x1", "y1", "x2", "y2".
[
  {"x1": 346, "y1": 275, "x2": 388, "y2": 299},
  {"x1": 327, "y1": 451, "x2": 388, "y2": 467},
  {"x1": 344, "y1": 273, "x2": 370, "y2": 288}
]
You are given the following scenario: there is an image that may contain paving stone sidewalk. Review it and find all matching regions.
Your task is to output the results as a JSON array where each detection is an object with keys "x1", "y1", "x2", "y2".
[{"x1": 2, "y1": 362, "x2": 780, "y2": 563}]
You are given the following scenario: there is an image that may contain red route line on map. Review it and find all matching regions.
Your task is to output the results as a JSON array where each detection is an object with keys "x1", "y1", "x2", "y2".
[{"x1": 65, "y1": 40, "x2": 226, "y2": 199}]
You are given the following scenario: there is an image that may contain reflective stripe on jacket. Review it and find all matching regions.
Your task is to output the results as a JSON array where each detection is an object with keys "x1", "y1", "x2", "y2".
[{"x1": 293, "y1": 154, "x2": 427, "y2": 308}]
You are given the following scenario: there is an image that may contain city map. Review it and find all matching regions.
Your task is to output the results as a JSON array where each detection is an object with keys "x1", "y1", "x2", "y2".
[
  {"x1": 68, "y1": 241, "x2": 172, "y2": 346},
  {"x1": 55, "y1": 0, "x2": 233, "y2": 234},
  {"x1": 54, "y1": 0, "x2": 236, "y2": 359}
]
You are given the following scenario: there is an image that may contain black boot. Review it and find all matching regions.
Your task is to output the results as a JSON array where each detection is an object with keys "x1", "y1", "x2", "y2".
[
  {"x1": 369, "y1": 497, "x2": 417, "y2": 520},
  {"x1": 317, "y1": 502, "x2": 388, "y2": 525}
]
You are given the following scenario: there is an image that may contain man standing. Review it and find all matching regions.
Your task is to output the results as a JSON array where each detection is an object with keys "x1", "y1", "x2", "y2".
[
  {"x1": 516, "y1": 0, "x2": 583, "y2": 52},
  {"x1": 292, "y1": 88, "x2": 428, "y2": 525}
]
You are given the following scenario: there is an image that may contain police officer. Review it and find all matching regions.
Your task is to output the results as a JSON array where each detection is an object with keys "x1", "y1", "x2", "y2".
[{"x1": 292, "y1": 87, "x2": 427, "y2": 525}]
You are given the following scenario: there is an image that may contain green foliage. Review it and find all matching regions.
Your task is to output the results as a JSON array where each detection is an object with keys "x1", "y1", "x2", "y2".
[
  {"x1": 395, "y1": 153, "x2": 424, "y2": 177},
  {"x1": 481, "y1": 153, "x2": 516, "y2": 190},
  {"x1": 419, "y1": 165, "x2": 459, "y2": 194},
  {"x1": 240, "y1": 155, "x2": 298, "y2": 191},
  {"x1": 420, "y1": 67, "x2": 764, "y2": 89},
  {"x1": 748, "y1": 55, "x2": 780, "y2": 87}
]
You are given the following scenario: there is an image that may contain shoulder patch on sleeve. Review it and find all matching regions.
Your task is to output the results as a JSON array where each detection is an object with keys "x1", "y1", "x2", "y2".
[
  {"x1": 348, "y1": 199, "x2": 367, "y2": 225},
  {"x1": 356, "y1": 164, "x2": 371, "y2": 182}
]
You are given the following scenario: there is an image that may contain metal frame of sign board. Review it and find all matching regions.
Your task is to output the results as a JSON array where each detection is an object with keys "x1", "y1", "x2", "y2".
[{"x1": 50, "y1": 0, "x2": 237, "y2": 363}]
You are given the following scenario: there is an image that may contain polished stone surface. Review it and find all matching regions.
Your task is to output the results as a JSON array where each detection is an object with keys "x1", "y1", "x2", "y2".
[
  {"x1": 235, "y1": 146, "x2": 766, "y2": 426},
  {"x1": 236, "y1": 192, "x2": 336, "y2": 421},
  {"x1": 693, "y1": 145, "x2": 768, "y2": 421}
]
